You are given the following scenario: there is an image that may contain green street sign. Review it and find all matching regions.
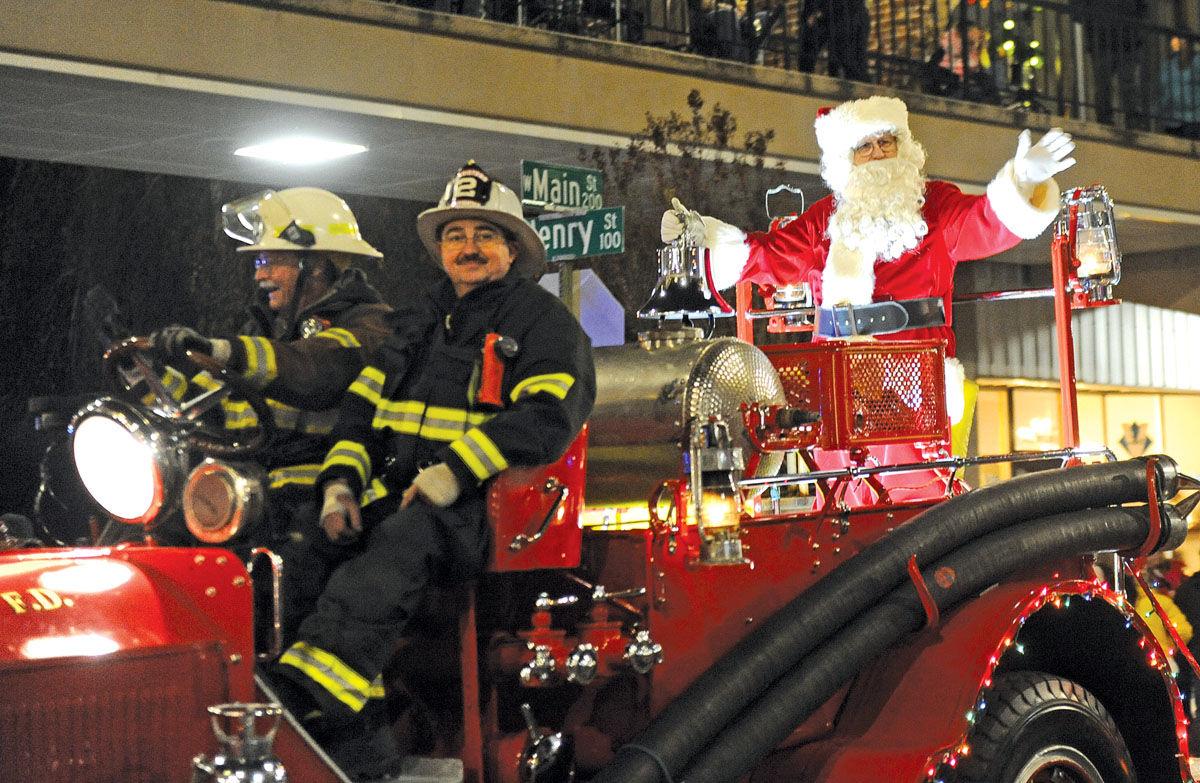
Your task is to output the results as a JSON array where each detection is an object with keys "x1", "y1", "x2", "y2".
[
  {"x1": 521, "y1": 160, "x2": 604, "y2": 211},
  {"x1": 531, "y1": 206, "x2": 624, "y2": 262}
]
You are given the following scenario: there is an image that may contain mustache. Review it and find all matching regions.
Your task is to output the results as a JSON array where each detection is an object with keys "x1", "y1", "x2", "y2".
[{"x1": 455, "y1": 252, "x2": 489, "y2": 264}]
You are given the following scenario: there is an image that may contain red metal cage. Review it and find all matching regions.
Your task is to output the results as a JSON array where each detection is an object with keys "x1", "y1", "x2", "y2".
[{"x1": 761, "y1": 340, "x2": 949, "y2": 450}]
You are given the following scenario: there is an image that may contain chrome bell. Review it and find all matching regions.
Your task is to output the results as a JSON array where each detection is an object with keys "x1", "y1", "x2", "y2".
[{"x1": 637, "y1": 243, "x2": 730, "y2": 322}]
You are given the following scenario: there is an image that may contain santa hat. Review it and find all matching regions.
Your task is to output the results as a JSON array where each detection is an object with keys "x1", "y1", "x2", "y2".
[{"x1": 813, "y1": 96, "x2": 913, "y2": 193}]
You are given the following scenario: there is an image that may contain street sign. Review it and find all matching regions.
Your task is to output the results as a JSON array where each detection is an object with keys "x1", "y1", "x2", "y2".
[
  {"x1": 521, "y1": 160, "x2": 604, "y2": 211},
  {"x1": 531, "y1": 206, "x2": 624, "y2": 262}
]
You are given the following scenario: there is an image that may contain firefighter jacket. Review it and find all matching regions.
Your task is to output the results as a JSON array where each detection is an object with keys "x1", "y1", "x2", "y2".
[
  {"x1": 317, "y1": 272, "x2": 595, "y2": 514},
  {"x1": 161, "y1": 268, "x2": 392, "y2": 485}
]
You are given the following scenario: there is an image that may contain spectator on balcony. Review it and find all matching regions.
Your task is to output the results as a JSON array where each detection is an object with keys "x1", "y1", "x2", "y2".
[
  {"x1": 1070, "y1": 0, "x2": 1149, "y2": 128},
  {"x1": 1159, "y1": 35, "x2": 1200, "y2": 139},
  {"x1": 920, "y1": 24, "x2": 1002, "y2": 105},
  {"x1": 797, "y1": 0, "x2": 870, "y2": 82}
]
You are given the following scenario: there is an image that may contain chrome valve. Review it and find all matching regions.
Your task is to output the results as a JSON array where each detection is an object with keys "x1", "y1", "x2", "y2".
[
  {"x1": 623, "y1": 629, "x2": 664, "y2": 674},
  {"x1": 520, "y1": 643, "x2": 558, "y2": 685},
  {"x1": 191, "y1": 703, "x2": 286, "y2": 783},
  {"x1": 565, "y1": 643, "x2": 599, "y2": 685},
  {"x1": 519, "y1": 703, "x2": 576, "y2": 783}
]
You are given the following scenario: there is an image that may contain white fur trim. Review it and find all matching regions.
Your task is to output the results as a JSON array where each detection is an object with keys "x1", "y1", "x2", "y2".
[
  {"x1": 944, "y1": 356, "x2": 966, "y2": 425},
  {"x1": 821, "y1": 240, "x2": 876, "y2": 305},
  {"x1": 815, "y1": 97, "x2": 912, "y2": 193},
  {"x1": 985, "y1": 160, "x2": 1061, "y2": 240},
  {"x1": 814, "y1": 96, "x2": 911, "y2": 157},
  {"x1": 702, "y1": 216, "x2": 749, "y2": 291}
]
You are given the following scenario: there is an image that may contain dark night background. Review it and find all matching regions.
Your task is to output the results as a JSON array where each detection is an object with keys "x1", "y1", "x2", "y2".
[{"x1": 0, "y1": 157, "x2": 441, "y2": 517}]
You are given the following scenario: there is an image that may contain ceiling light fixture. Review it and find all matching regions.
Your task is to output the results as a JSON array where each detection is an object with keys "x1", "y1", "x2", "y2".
[{"x1": 234, "y1": 137, "x2": 367, "y2": 164}]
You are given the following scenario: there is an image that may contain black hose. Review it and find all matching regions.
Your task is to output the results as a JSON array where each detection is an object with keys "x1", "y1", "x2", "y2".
[
  {"x1": 682, "y1": 503, "x2": 1183, "y2": 783},
  {"x1": 593, "y1": 458, "x2": 1176, "y2": 783}
]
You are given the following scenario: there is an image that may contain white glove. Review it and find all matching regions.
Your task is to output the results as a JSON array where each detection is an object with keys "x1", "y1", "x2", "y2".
[
  {"x1": 1013, "y1": 128, "x2": 1076, "y2": 189},
  {"x1": 401, "y1": 463, "x2": 461, "y2": 509},
  {"x1": 320, "y1": 480, "x2": 361, "y2": 543},
  {"x1": 660, "y1": 197, "x2": 707, "y2": 245}
]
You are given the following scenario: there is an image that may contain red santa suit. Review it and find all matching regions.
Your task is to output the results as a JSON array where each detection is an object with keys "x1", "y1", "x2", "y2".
[
  {"x1": 686, "y1": 96, "x2": 1067, "y2": 505},
  {"x1": 740, "y1": 180, "x2": 1024, "y2": 357}
]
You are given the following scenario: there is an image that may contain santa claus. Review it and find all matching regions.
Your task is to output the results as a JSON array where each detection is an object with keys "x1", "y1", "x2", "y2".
[
  {"x1": 662, "y1": 95, "x2": 1075, "y2": 489},
  {"x1": 663, "y1": 95, "x2": 1073, "y2": 351}
]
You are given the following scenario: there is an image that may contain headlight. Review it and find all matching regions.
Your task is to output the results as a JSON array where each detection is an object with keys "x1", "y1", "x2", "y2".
[
  {"x1": 183, "y1": 460, "x2": 264, "y2": 543},
  {"x1": 70, "y1": 398, "x2": 183, "y2": 525}
]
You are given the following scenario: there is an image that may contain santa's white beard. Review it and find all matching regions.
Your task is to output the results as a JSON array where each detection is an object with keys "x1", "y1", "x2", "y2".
[{"x1": 827, "y1": 157, "x2": 929, "y2": 262}]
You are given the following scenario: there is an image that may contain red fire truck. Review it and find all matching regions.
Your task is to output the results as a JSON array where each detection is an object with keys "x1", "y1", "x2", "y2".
[{"x1": 2, "y1": 186, "x2": 1196, "y2": 783}]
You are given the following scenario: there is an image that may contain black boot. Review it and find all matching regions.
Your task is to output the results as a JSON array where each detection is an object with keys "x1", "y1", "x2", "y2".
[{"x1": 321, "y1": 699, "x2": 405, "y2": 781}]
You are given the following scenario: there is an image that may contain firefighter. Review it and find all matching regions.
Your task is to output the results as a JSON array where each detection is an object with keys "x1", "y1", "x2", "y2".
[
  {"x1": 147, "y1": 188, "x2": 392, "y2": 547},
  {"x1": 269, "y1": 162, "x2": 596, "y2": 779}
]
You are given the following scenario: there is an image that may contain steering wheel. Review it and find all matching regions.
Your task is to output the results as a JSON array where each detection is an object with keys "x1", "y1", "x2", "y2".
[{"x1": 103, "y1": 336, "x2": 275, "y2": 457}]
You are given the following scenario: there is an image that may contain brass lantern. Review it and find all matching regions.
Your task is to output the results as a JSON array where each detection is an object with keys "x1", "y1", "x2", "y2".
[{"x1": 1055, "y1": 186, "x2": 1121, "y2": 303}]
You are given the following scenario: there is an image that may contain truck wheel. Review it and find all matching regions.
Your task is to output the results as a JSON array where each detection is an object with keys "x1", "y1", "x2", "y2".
[{"x1": 955, "y1": 671, "x2": 1134, "y2": 783}]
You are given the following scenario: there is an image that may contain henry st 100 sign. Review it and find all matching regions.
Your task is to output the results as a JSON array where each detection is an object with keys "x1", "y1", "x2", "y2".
[{"x1": 531, "y1": 207, "x2": 624, "y2": 262}]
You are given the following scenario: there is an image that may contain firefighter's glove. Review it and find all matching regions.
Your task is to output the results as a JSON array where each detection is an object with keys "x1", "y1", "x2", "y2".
[
  {"x1": 1013, "y1": 128, "x2": 1076, "y2": 190},
  {"x1": 660, "y1": 197, "x2": 707, "y2": 245},
  {"x1": 401, "y1": 463, "x2": 461, "y2": 509},
  {"x1": 320, "y1": 480, "x2": 362, "y2": 543},
  {"x1": 149, "y1": 325, "x2": 231, "y2": 364}
]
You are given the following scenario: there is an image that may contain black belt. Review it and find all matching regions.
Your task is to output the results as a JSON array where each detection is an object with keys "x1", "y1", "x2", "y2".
[{"x1": 816, "y1": 297, "x2": 946, "y2": 338}]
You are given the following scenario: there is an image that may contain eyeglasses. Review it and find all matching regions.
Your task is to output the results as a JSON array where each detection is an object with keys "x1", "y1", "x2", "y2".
[
  {"x1": 253, "y1": 253, "x2": 300, "y2": 270},
  {"x1": 853, "y1": 135, "x2": 899, "y2": 157},
  {"x1": 439, "y1": 227, "x2": 507, "y2": 251}
]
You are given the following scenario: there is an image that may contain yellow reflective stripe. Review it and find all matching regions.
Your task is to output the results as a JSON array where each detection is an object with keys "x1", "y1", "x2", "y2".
[
  {"x1": 361, "y1": 478, "x2": 389, "y2": 508},
  {"x1": 450, "y1": 427, "x2": 509, "y2": 481},
  {"x1": 278, "y1": 641, "x2": 371, "y2": 713},
  {"x1": 191, "y1": 371, "x2": 221, "y2": 392},
  {"x1": 327, "y1": 221, "x2": 356, "y2": 236},
  {"x1": 238, "y1": 335, "x2": 278, "y2": 387},
  {"x1": 372, "y1": 400, "x2": 492, "y2": 440},
  {"x1": 369, "y1": 675, "x2": 386, "y2": 699},
  {"x1": 322, "y1": 440, "x2": 371, "y2": 486},
  {"x1": 372, "y1": 399, "x2": 426, "y2": 434},
  {"x1": 222, "y1": 398, "x2": 303, "y2": 431},
  {"x1": 349, "y1": 366, "x2": 385, "y2": 407},
  {"x1": 160, "y1": 367, "x2": 189, "y2": 401},
  {"x1": 315, "y1": 328, "x2": 360, "y2": 348},
  {"x1": 269, "y1": 464, "x2": 321, "y2": 489},
  {"x1": 223, "y1": 402, "x2": 259, "y2": 429},
  {"x1": 142, "y1": 371, "x2": 187, "y2": 407},
  {"x1": 511, "y1": 372, "x2": 575, "y2": 402}
]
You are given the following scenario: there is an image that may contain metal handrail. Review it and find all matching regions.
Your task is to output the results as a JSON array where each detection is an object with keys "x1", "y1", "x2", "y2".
[{"x1": 738, "y1": 446, "x2": 1115, "y2": 489}]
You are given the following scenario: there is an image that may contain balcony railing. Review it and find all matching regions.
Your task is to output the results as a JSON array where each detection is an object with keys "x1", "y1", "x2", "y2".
[{"x1": 381, "y1": 0, "x2": 1200, "y2": 138}]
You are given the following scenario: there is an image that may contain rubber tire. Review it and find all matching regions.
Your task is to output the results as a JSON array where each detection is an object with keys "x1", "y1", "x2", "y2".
[{"x1": 955, "y1": 671, "x2": 1135, "y2": 783}]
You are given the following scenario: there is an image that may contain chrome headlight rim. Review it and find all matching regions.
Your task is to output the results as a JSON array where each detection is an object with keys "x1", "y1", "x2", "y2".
[{"x1": 69, "y1": 396, "x2": 182, "y2": 526}]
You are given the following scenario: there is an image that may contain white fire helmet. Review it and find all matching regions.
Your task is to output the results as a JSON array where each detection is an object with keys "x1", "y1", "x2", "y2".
[
  {"x1": 416, "y1": 161, "x2": 547, "y2": 279},
  {"x1": 221, "y1": 187, "x2": 382, "y2": 263}
]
